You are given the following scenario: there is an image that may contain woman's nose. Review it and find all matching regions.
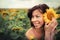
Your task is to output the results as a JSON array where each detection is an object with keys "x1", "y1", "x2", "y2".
[{"x1": 32, "y1": 17, "x2": 37, "y2": 21}]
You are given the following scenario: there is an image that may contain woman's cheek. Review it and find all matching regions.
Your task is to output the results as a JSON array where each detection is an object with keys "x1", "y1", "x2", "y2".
[{"x1": 40, "y1": 19, "x2": 44, "y2": 25}]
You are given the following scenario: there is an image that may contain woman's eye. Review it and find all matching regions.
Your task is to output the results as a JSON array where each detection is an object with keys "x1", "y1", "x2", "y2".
[{"x1": 36, "y1": 16, "x2": 40, "y2": 18}]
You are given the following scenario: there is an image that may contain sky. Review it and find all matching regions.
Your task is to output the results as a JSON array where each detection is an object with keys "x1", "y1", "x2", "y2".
[{"x1": 0, "y1": 0, "x2": 60, "y2": 8}]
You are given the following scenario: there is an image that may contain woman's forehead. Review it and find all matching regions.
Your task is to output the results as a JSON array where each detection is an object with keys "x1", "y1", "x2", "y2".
[{"x1": 32, "y1": 9, "x2": 43, "y2": 15}]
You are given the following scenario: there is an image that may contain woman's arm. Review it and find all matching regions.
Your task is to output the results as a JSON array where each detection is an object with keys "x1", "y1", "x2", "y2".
[
  {"x1": 45, "y1": 18, "x2": 58, "y2": 40},
  {"x1": 45, "y1": 30, "x2": 56, "y2": 40},
  {"x1": 45, "y1": 31, "x2": 51, "y2": 40}
]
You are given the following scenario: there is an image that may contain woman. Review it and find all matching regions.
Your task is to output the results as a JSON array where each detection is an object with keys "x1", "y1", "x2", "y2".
[{"x1": 25, "y1": 4, "x2": 58, "y2": 40}]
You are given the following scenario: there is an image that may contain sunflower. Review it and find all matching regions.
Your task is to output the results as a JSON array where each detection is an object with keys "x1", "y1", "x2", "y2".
[
  {"x1": 43, "y1": 8, "x2": 58, "y2": 23},
  {"x1": 29, "y1": 34, "x2": 35, "y2": 40},
  {"x1": 9, "y1": 9, "x2": 17, "y2": 12},
  {"x1": 12, "y1": 27, "x2": 23, "y2": 31}
]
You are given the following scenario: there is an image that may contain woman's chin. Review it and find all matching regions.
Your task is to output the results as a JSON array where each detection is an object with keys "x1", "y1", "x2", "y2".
[{"x1": 34, "y1": 26, "x2": 41, "y2": 29}]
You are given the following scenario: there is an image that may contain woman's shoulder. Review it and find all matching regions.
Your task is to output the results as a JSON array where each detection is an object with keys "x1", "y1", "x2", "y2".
[
  {"x1": 25, "y1": 27, "x2": 33, "y2": 36},
  {"x1": 25, "y1": 27, "x2": 34, "y2": 39}
]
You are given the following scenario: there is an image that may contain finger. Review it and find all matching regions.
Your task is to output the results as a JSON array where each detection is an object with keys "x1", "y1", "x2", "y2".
[
  {"x1": 52, "y1": 18, "x2": 58, "y2": 27},
  {"x1": 44, "y1": 23, "x2": 49, "y2": 30},
  {"x1": 51, "y1": 20, "x2": 58, "y2": 31},
  {"x1": 45, "y1": 22, "x2": 49, "y2": 27},
  {"x1": 52, "y1": 17, "x2": 56, "y2": 23},
  {"x1": 45, "y1": 22, "x2": 49, "y2": 25},
  {"x1": 52, "y1": 17, "x2": 56, "y2": 20},
  {"x1": 53, "y1": 21, "x2": 58, "y2": 30},
  {"x1": 52, "y1": 24, "x2": 58, "y2": 32},
  {"x1": 50, "y1": 18, "x2": 57, "y2": 27}
]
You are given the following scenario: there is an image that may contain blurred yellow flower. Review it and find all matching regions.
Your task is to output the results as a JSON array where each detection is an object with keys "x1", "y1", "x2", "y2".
[
  {"x1": 9, "y1": 9, "x2": 17, "y2": 12},
  {"x1": 12, "y1": 27, "x2": 23, "y2": 31},
  {"x1": 43, "y1": 8, "x2": 58, "y2": 23},
  {"x1": 29, "y1": 34, "x2": 36, "y2": 40},
  {"x1": 30, "y1": 35, "x2": 34, "y2": 40},
  {"x1": 11, "y1": 13, "x2": 17, "y2": 16},
  {"x1": 9, "y1": 16, "x2": 14, "y2": 20},
  {"x1": 58, "y1": 14, "x2": 60, "y2": 18}
]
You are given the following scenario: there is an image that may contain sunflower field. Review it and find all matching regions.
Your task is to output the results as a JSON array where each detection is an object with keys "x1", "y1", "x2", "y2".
[
  {"x1": 0, "y1": 8, "x2": 60, "y2": 40},
  {"x1": 0, "y1": 9, "x2": 31, "y2": 40}
]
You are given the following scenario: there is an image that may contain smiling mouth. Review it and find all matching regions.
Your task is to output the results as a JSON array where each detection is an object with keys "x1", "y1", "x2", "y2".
[
  {"x1": 33, "y1": 22, "x2": 40, "y2": 24},
  {"x1": 33, "y1": 23, "x2": 40, "y2": 26}
]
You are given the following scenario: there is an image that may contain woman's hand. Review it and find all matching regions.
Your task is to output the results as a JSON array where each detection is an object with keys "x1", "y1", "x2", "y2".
[
  {"x1": 44, "y1": 18, "x2": 58, "y2": 33},
  {"x1": 45, "y1": 18, "x2": 58, "y2": 40}
]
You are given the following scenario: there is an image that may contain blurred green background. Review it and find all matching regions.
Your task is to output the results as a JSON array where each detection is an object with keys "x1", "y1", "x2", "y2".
[{"x1": 0, "y1": 7, "x2": 60, "y2": 40}]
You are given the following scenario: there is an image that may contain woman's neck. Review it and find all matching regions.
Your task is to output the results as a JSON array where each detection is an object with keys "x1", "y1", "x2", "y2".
[{"x1": 33, "y1": 27, "x2": 43, "y2": 34}]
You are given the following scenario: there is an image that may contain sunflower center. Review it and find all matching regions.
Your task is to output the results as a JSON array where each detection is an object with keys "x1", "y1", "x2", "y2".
[{"x1": 47, "y1": 12, "x2": 54, "y2": 20}]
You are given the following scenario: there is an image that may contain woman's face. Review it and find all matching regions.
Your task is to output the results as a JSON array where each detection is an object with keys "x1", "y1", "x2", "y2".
[{"x1": 31, "y1": 9, "x2": 44, "y2": 29}]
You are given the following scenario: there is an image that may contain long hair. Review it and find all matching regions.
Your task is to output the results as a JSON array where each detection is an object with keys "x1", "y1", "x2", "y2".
[
  {"x1": 27, "y1": 4, "x2": 49, "y2": 40},
  {"x1": 27, "y1": 4, "x2": 49, "y2": 27}
]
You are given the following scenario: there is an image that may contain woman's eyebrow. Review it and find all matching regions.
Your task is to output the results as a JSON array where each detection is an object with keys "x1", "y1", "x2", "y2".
[{"x1": 38, "y1": 9, "x2": 43, "y2": 13}]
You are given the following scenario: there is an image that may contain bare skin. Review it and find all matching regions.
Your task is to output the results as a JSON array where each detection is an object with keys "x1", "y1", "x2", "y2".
[
  {"x1": 45, "y1": 18, "x2": 58, "y2": 40},
  {"x1": 25, "y1": 27, "x2": 43, "y2": 40},
  {"x1": 25, "y1": 9, "x2": 58, "y2": 40}
]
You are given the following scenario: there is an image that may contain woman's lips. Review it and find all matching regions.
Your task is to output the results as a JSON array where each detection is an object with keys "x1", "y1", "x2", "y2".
[
  {"x1": 33, "y1": 23, "x2": 39, "y2": 25},
  {"x1": 33, "y1": 22, "x2": 40, "y2": 24}
]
